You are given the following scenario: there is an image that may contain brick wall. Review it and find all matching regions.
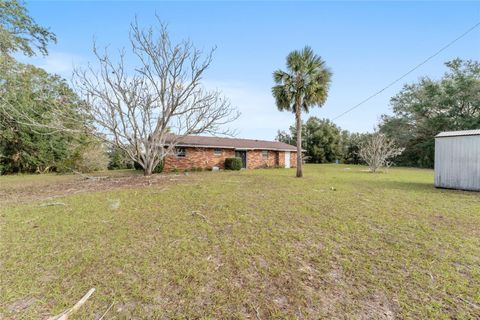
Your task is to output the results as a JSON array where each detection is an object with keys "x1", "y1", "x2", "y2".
[
  {"x1": 246, "y1": 150, "x2": 297, "y2": 169},
  {"x1": 278, "y1": 151, "x2": 285, "y2": 167},
  {"x1": 164, "y1": 147, "x2": 297, "y2": 171},
  {"x1": 277, "y1": 151, "x2": 297, "y2": 168},
  {"x1": 246, "y1": 150, "x2": 278, "y2": 169},
  {"x1": 290, "y1": 151, "x2": 297, "y2": 168},
  {"x1": 164, "y1": 147, "x2": 235, "y2": 171}
]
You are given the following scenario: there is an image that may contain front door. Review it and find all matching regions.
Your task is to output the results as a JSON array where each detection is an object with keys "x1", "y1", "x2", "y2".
[{"x1": 235, "y1": 150, "x2": 247, "y2": 168}]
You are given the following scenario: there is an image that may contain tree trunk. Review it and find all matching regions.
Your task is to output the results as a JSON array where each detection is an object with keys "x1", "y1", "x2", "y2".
[
  {"x1": 143, "y1": 167, "x2": 152, "y2": 176},
  {"x1": 295, "y1": 101, "x2": 303, "y2": 178},
  {"x1": 143, "y1": 160, "x2": 153, "y2": 176}
]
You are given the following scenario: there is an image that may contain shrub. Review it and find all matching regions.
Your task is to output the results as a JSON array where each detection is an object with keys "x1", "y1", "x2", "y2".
[
  {"x1": 225, "y1": 157, "x2": 242, "y2": 170},
  {"x1": 153, "y1": 161, "x2": 164, "y2": 173},
  {"x1": 133, "y1": 161, "x2": 143, "y2": 171},
  {"x1": 108, "y1": 147, "x2": 133, "y2": 169},
  {"x1": 57, "y1": 142, "x2": 109, "y2": 173},
  {"x1": 76, "y1": 145, "x2": 110, "y2": 173},
  {"x1": 133, "y1": 160, "x2": 164, "y2": 173}
]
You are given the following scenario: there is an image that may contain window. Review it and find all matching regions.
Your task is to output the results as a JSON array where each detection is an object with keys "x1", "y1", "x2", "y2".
[
  {"x1": 214, "y1": 148, "x2": 222, "y2": 156},
  {"x1": 262, "y1": 150, "x2": 268, "y2": 160},
  {"x1": 175, "y1": 147, "x2": 186, "y2": 157}
]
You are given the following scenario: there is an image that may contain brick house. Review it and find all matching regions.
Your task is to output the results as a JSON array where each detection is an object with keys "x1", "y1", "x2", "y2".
[{"x1": 163, "y1": 135, "x2": 297, "y2": 171}]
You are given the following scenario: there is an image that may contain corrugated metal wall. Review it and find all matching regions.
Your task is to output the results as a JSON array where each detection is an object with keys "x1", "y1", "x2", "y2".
[{"x1": 435, "y1": 136, "x2": 480, "y2": 191}]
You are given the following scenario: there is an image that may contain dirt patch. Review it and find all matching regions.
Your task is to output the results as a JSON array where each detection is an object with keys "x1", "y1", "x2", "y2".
[
  {"x1": 7, "y1": 297, "x2": 36, "y2": 313},
  {"x1": 358, "y1": 292, "x2": 398, "y2": 320},
  {"x1": 0, "y1": 173, "x2": 192, "y2": 206}
]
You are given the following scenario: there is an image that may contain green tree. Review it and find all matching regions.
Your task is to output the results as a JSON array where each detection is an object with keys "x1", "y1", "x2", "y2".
[
  {"x1": 0, "y1": 0, "x2": 56, "y2": 57},
  {"x1": 276, "y1": 124, "x2": 305, "y2": 147},
  {"x1": 277, "y1": 117, "x2": 351, "y2": 164},
  {"x1": 275, "y1": 130, "x2": 293, "y2": 145},
  {"x1": 304, "y1": 117, "x2": 342, "y2": 163},
  {"x1": 0, "y1": 61, "x2": 86, "y2": 173},
  {"x1": 380, "y1": 59, "x2": 480, "y2": 168},
  {"x1": 0, "y1": 1, "x2": 109, "y2": 174},
  {"x1": 272, "y1": 46, "x2": 332, "y2": 177},
  {"x1": 342, "y1": 132, "x2": 366, "y2": 165}
]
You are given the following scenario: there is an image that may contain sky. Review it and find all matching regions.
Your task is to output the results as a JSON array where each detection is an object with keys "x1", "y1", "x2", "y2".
[{"x1": 22, "y1": 1, "x2": 480, "y2": 140}]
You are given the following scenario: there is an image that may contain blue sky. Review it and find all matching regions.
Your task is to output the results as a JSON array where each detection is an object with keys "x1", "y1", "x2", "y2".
[{"x1": 23, "y1": 1, "x2": 480, "y2": 140}]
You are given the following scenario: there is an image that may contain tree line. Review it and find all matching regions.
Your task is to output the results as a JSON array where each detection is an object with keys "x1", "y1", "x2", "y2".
[
  {"x1": 276, "y1": 117, "x2": 367, "y2": 165},
  {"x1": 380, "y1": 59, "x2": 480, "y2": 168},
  {"x1": 1, "y1": 0, "x2": 478, "y2": 175},
  {"x1": 276, "y1": 58, "x2": 480, "y2": 168}
]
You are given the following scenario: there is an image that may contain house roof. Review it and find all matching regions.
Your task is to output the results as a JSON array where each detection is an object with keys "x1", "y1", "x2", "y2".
[
  {"x1": 168, "y1": 135, "x2": 297, "y2": 151},
  {"x1": 436, "y1": 129, "x2": 480, "y2": 138}
]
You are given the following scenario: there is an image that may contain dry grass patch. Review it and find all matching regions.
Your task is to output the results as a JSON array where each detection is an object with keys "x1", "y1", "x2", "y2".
[{"x1": 1, "y1": 165, "x2": 479, "y2": 319}]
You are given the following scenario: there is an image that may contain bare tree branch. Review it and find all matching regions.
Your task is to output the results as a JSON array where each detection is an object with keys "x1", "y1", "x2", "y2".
[
  {"x1": 73, "y1": 18, "x2": 239, "y2": 175},
  {"x1": 3, "y1": 18, "x2": 239, "y2": 176},
  {"x1": 358, "y1": 132, "x2": 404, "y2": 173}
]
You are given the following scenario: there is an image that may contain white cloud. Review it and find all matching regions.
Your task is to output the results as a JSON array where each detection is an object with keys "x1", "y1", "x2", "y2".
[
  {"x1": 18, "y1": 51, "x2": 84, "y2": 79},
  {"x1": 204, "y1": 80, "x2": 294, "y2": 140},
  {"x1": 40, "y1": 52, "x2": 85, "y2": 77}
]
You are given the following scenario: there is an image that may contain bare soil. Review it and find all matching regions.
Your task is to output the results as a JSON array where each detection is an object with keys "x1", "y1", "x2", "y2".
[{"x1": 0, "y1": 171, "x2": 190, "y2": 205}]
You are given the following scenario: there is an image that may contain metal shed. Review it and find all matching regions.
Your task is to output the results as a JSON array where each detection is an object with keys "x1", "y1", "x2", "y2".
[{"x1": 435, "y1": 129, "x2": 480, "y2": 191}]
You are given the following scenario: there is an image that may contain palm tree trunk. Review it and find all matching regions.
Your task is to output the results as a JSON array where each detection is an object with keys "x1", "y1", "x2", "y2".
[{"x1": 295, "y1": 100, "x2": 303, "y2": 178}]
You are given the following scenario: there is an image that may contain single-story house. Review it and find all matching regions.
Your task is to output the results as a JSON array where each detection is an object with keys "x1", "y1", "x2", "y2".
[
  {"x1": 163, "y1": 135, "x2": 297, "y2": 171},
  {"x1": 434, "y1": 129, "x2": 480, "y2": 191}
]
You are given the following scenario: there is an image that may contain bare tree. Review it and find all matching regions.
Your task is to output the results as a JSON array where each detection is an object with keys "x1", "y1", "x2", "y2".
[
  {"x1": 358, "y1": 132, "x2": 404, "y2": 172},
  {"x1": 1, "y1": 18, "x2": 239, "y2": 176},
  {"x1": 69, "y1": 18, "x2": 239, "y2": 175}
]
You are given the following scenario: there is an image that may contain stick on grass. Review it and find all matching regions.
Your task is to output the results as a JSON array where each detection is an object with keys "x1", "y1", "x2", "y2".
[
  {"x1": 48, "y1": 288, "x2": 95, "y2": 320},
  {"x1": 191, "y1": 211, "x2": 210, "y2": 223},
  {"x1": 98, "y1": 301, "x2": 114, "y2": 320}
]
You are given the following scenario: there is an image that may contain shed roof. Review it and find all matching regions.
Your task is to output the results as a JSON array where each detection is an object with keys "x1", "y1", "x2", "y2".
[
  {"x1": 166, "y1": 135, "x2": 297, "y2": 151},
  {"x1": 435, "y1": 129, "x2": 480, "y2": 138}
]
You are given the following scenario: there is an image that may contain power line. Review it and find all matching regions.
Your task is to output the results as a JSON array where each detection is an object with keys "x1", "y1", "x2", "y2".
[{"x1": 331, "y1": 20, "x2": 480, "y2": 121}]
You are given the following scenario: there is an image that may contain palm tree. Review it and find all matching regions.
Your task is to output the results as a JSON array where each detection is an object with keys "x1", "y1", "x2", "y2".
[{"x1": 272, "y1": 46, "x2": 332, "y2": 177}]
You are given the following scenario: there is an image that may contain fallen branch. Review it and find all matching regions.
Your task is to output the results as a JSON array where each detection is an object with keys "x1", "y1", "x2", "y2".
[
  {"x1": 191, "y1": 211, "x2": 210, "y2": 223},
  {"x1": 460, "y1": 297, "x2": 480, "y2": 310},
  {"x1": 98, "y1": 301, "x2": 114, "y2": 320},
  {"x1": 48, "y1": 288, "x2": 95, "y2": 320},
  {"x1": 70, "y1": 169, "x2": 97, "y2": 180},
  {"x1": 40, "y1": 202, "x2": 66, "y2": 207},
  {"x1": 70, "y1": 168, "x2": 107, "y2": 181},
  {"x1": 254, "y1": 306, "x2": 262, "y2": 320}
]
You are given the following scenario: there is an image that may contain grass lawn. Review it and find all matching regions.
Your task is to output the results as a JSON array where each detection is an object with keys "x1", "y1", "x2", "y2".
[{"x1": 1, "y1": 165, "x2": 479, "y2": 319}]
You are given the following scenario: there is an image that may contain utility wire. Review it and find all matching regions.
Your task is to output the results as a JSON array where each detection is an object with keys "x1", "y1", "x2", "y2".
[{"x1": 331, "y1": 20, "x2": 480, "y2": 121}]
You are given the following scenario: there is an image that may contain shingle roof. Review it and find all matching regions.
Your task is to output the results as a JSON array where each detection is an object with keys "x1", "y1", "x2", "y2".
[
  {"x1": 167, "y1": 135, "x2": 297, "y2": 151},
  {"x1": 436, "y1": 129, "x2": 480, "y2": 138}
]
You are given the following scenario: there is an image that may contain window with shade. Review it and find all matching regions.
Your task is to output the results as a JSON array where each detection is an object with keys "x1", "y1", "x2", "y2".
[
  {"x1": 262, "y1": 150, "x2": 268, "y2": 160},
  {"x1": 175, "y1": 147, "x2": 186, "y2": 157},
  {"x1": 214, "y1": 148, "x2": 222, "y2": 156}
]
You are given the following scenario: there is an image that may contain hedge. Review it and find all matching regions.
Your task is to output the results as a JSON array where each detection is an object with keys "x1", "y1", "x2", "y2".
[{"x1": 225, "y1": 157, "x2": 243, "y2": 170}]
